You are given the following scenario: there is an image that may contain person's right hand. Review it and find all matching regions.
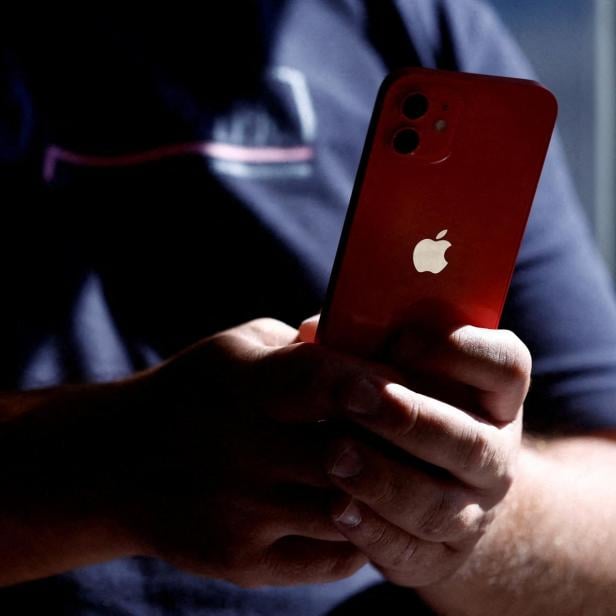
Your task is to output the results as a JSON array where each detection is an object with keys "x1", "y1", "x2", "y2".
[{"x1": 118, "y1": 318, "x2": 387, "y2": 587}]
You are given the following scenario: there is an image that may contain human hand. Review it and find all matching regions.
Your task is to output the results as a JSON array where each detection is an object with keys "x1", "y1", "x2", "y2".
[
  {"x1": 120, "y1": 318, "x2": 404, "y2": 587},
  {"x1": 300, "y1": 318, "x2": 530, "y2": 587}
]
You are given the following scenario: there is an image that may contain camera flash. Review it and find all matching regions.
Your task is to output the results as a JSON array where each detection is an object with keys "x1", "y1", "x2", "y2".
[{"x1": 434, "y1": 119, "x2": 448, "y2": 133}]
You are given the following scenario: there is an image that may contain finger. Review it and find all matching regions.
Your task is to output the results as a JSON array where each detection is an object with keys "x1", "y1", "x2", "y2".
[
  {"x1": 263, "y1": 537, "x2": 367, "y2": 586},
  {"x1": 391, "y1": 326, "x2": 531, "y2": 422},
  {"x1": 256, "y1": 487, "x2": 347, "y2": 542},
  {"x1": 208, "y1": 318, "x2": 298, "y2": 366},
  {"x1": 337, "y1": 377, "x2": 517, "y2": 489},
  {"x1": 236, "y1": 317, "x2": 300, "y2": 348},
  {"x1": 298, "y1": 315, "x2": 319, "y2": 343},
  {"x1": 255, "y1": 342, "x2": 401, "y2": 424},
  {"x1": 326, "y1": 438, "x2": 489, "y2": 542},
  {"x1": 238, "y1": 423, "x2": 334, "y2": 489},
  {"x1": 331, "y1": 497, "x2": 468, "y2": 587}
]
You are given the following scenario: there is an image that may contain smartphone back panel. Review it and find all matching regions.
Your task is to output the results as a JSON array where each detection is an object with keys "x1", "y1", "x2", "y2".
[{"x1": 317, "y1": 68, "x2": 557, "y2": 357}]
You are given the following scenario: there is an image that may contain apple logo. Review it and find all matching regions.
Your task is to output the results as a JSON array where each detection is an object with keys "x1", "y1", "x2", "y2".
[{"x1": 412, "y1": 229, "x2": 451, "y2": 274}]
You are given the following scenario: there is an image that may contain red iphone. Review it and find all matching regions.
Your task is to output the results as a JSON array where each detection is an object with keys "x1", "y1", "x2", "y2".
[{"x1": 317, "y1": 67, "x2": 557, "y2": 358}]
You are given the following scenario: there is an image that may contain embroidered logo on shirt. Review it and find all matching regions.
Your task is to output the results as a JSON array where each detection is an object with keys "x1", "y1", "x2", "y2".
[{"x1": 43, "y1": 66, "x2": 317, "y2": 182}]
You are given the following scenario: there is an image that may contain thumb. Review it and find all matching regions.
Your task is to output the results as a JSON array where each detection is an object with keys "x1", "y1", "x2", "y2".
[{"x1": 298, "y1": 315, "x2": 320, "y2": 343}]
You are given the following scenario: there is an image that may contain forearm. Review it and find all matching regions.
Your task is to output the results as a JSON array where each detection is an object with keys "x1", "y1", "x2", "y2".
[
  {"x1": 0, "y1": 378, "x2": 147, "y2": 585},
  {"x1": 419, "y1": 435, "x2": 616, "y2": 615}
]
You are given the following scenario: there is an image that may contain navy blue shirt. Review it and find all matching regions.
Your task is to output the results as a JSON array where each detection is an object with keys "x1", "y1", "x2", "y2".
[{"x1": 2, "y1": 1, "x2": 616, "y2": 613}]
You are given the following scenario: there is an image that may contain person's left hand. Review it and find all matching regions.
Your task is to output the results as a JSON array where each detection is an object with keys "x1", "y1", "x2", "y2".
[{"x1": 299, "y1": 318, "x2": 530, "y2": 587}]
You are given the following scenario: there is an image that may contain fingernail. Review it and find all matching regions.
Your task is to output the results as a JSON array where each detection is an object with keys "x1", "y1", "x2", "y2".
[
  {"x1": 335, "y1": 499, "x2": 362, "y2": 527},
  {"x1": 346, "y1": 377, "x2": 381, "y2": 415},
  {"x1": 330, "y1": 447, "x2": 363, "y2": 479}
]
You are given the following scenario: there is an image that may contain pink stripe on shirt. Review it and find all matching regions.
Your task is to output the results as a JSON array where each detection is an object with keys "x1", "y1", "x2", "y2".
[{"x1": 43, "y1": 141, "x2": 315, "y2": 182}]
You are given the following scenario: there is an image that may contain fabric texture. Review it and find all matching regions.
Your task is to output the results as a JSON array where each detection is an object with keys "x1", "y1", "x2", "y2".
[{"x1": 1, "y1": 1, "x2": 615, "y2": 613}]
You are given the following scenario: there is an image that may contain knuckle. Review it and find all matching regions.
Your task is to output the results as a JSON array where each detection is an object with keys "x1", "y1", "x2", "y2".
[
  {"x1": 250, "y1": 506, "x2": 286, "y2": 544},
  {"x1": 497, "y1": 434, "x2": 517, "y2": 477},
  {"x1": 365, "y1": 475, "x2": 398, "y2": 508},
  {"x1": 416, "y1": 489, "x2": 482, "y2": 542},
  {"x1": 415, "y1": 489, "x2": 455, "y2": 539},
  {"x1": 458, "y1": 426, "x2": 506, "y2": 480},
  {"x1": 246, "y1": 317, "x2": 283, "y2": 332},
  {"x1": 492, "y1": 453, "x2": 516, "y2": 498},
  {"x1": 449, "y1": 327, "x2": 472, "y2": 353},
  {"x1": 325, "y1": 550, "x2": 367, "y2": 581},
  {"x1": 447, "y1": 497, "x2": 485, "y2": 541},
  {"x1": 459, "y1": 428, "x2": 491, "y2": 471},
  {"x1": 495, "y1": 331, "x2": 532, "y2": 388},
  {"x1": 502, "y1": 461, "x2": 516, "y2": 491},
  {"x1": 391, "y1": 392, "x2": 423, "y2": 440},
  {"x1": 477, "y1": 506, "x2": 497, "y2": 535},
  {"x1": 230, "y1": 318, "x2": 285, "y2": 349},
  {"x1": 388, "y1": 535, "x2": 420, "y2": 570},
  {"x1": 363, "y1": 520, "x2": 392, "y2": 550},
  {"x1": 265, "y1": 343, "x2": 328, "y2": 403},
  {"x1": 343, "y1": 453, "x2": 409, "y2": 515},
  {"x1": 451, "y1": 327, "x2": 532, "y2": 393}
]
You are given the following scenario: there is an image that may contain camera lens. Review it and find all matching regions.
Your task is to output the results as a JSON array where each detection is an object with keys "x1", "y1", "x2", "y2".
[
  {"x1": 403, "y1": 93, "x2": 429, "y2": 120},
  {"x1": 393, "y1": 128, "x2": 420, "y2": 154}
]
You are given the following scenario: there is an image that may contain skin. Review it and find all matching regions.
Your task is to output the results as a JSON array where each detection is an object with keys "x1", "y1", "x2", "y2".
[
  {"x1": 1, "y1": 315, "x2": 615, "y2": 614},
  {"x1": 418, "y1": 434, "x2": 616, "y2": 615},
  {"x1": 0, "y1": 318, "x2": 368, "y2": 586},
  {"x1": 303, "y1": 317, "x2": 616, "y2": 614},
  {"x1": 299, "y1": 316, "x2": 528, "y2": 587},
  {"x1": 0, "y1": 314, "x2": 526, "y2": 587}
]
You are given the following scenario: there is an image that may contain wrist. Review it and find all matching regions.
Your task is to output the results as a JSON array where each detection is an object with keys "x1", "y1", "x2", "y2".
[
  {"x1": 90, "y1": 371, "x2": 163, "y2": 559},
  {"x1": 416, "y1": 443, "x2": 547, "y2": 614},
  {"x1": 0, "y1": 376, "x2": 156, "y2": 584}
]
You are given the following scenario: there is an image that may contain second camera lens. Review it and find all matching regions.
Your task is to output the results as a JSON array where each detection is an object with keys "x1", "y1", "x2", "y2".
[
  {"x1": 393, "y1": 129, "x2": 420, "y2": 154},
  {"x1": 403, "y1": 93, "x2": 429, "y2": 120}
]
